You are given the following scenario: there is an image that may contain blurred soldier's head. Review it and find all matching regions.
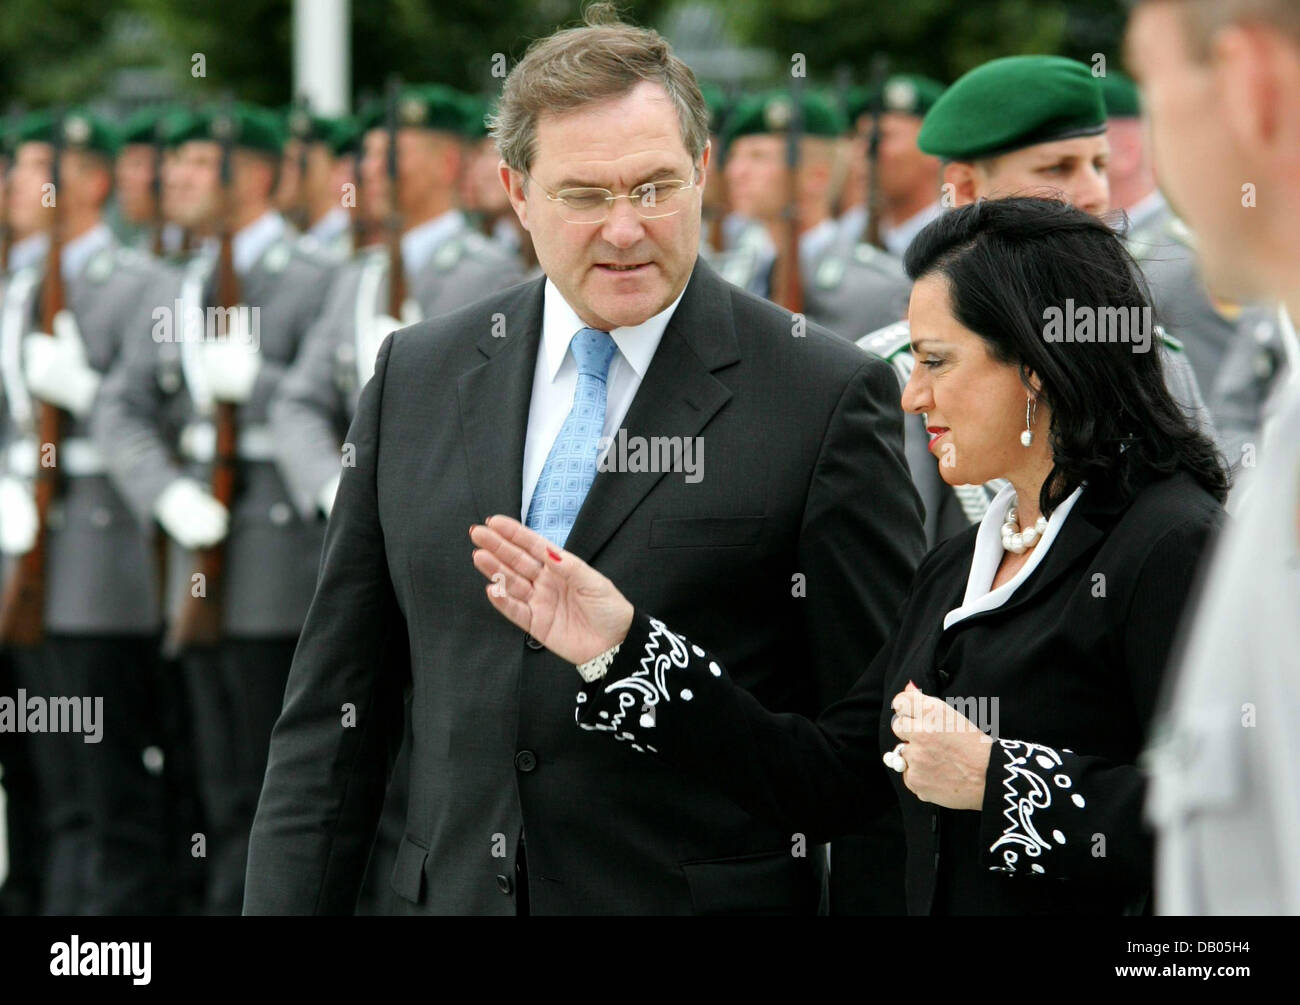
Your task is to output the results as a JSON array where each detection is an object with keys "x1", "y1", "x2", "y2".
[
  {"x1": 278, "y1": 110, "x2": 351, "y2": 228},
  {"x1": 1098, "y1": 71, "x2": 1154, "y2": 214},
  {"x1": 165, "y1": 104, "x2": 284, "y2": 234},
  {"x1": 722, "y1": 92, "x2": 846, "y2": 231},
  {"x1": 921, "y1": 56, "x2": 1111, "y2": 218},
  {"x1": 359, "y1": 85, "x2": 467, "y2": 230},
  {"x1": 115, "y1": 107, "x2": 171, "y2": 228},
  {"x1": 1127, "y1": 0, "x2": 1300, "y2": 304},
  {"x1": 8, "y1": 111, "x2": 115, "y2": 240},
  {"x1": 491, "y1": 3, "x2": 710, "y2": 332},
  {"x1": 842, "y1": 75, "x2": 945, "y2": 217}
]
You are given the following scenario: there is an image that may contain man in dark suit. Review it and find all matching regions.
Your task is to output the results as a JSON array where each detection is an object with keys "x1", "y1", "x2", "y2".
[{"x1": 244, "y1": 6, "x2": 924, "y2": 915}]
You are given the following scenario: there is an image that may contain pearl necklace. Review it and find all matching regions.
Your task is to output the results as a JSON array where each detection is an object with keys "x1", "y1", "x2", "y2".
[{"x1": 1001, "y1": 503, "x2": 1048, "y2": 555}]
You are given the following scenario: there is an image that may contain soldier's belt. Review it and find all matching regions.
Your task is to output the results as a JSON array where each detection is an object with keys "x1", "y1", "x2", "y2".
[
  {"x1": 178, "y1": 422, "x2": 277, "y2": 464},
  {"x1": 5, "y1": 436, "x2": 106, "y2": 478}
]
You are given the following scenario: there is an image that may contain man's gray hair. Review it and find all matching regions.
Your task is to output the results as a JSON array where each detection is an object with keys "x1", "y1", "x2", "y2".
[{"x1": 488, "y1": 2, "x2": 710, "y2": 175}]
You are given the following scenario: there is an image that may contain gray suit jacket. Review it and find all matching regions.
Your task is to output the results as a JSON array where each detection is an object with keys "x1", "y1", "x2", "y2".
[
  {"x1": 244, "y1": 258, "x2": 925, "y2": 914},
  {"x1": 94, "y1": 237, "x2": 334, "y2": 636},
  {"x1": 0, "y1": 239, "x2": 167, "y2": 633},
  {"x1": 270, "y1": 231, "x2": 524, "y2": 518}
]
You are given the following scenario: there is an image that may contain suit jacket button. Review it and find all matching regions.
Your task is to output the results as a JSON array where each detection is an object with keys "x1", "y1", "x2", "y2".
[
  {"x1": 514, "y1": 749, "x2": 537, "y2": 772},
  {"x1": 525, "y1": 634, "x2": 545, "y2": 650},
  {"x1": 496, "y1": 873, "x2": 513, "y2": 894}
]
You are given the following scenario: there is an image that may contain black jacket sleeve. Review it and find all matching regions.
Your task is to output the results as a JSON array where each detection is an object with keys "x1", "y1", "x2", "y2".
[
  {"x1": 576, "y1": 605, "x2": 903, "y2": 844},
  {"x1": 243, "y1": 332, "x2": 409, "y2": 915}
]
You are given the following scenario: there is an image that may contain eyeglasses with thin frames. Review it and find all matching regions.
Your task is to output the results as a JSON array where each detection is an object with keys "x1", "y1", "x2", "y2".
[{"x1": 525, "y1": 167, "x2": 701, "y2": 224}]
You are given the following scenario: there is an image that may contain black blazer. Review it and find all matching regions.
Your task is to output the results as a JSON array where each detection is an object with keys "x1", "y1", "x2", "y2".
[
  {"x1": 243, "y1": 258, "x2": 925, "y2": 914},
  {"x1": 576, "y1": 469, "x2": 1224, "y2": 915}
]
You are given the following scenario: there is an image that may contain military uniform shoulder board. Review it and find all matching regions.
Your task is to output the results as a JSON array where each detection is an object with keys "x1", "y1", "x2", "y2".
[
  {"x1": 856, "y1": 319, "x2": 911, "y2": 361},
  {"x1": 814, "y1": 254, "x2": 845, "y2": 290},
  {"x1": 263, "y1": 241, "x2": 292, "y2": 274}
]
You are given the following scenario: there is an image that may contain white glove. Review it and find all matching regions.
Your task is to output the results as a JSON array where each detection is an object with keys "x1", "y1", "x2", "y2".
[
  {"x1": 317, "y1": 472, "x2": 342, "y2": 517},
  {"x1": 0, "y1": 477, "x2": 38, "y2": 556},
  {"x1": 356, "y1": 300, "x2": 420, "y2": 386},
  {"x1": 153, "y1": 478, "x2": 229, "y2": 549},
  {"x1": 23, "y1": 310, "x2": 102, "y2": 418},
  {"x1": 201, "y1": 306, "x2": 261, "y2": 402}
]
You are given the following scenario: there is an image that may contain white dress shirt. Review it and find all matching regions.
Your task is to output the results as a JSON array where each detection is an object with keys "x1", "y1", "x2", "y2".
[
  {"x1": 943, "y1": 482, "x2": 1085, "y2": 630},
  {"x1": 521, "y1": 278, "x2": 687, "y2": 518},
  {"x1": 198, "y1": 210, "x2": 288, "y2": 274},
  {"x1": 400, "y1": 209, "x2": 467, "y2": 275},
  {"x1": 882, "y1": 200, "x2": 944, "y2": 259}
]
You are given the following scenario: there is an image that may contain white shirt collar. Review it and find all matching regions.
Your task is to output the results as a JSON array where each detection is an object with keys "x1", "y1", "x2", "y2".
[
  {"x1": 540, "y1": 277, "x2": 687, "y2": 383},
  {"x1": 7, "y1": 233, "x2": 49, "y2": 273},
  {"x1": 3, "y1": 224, "x2": 113, "y2": 279},
  {"x1": 200, "y1": 210, "x2": 288, "y2": 274},
  {"x1": 401, "y1": 209, "x2": 466, "y2": 275},
  {"x1": 943, "y1": 482, "x2": 1086, "y2": 631},
  {"x1": 883, "y1": 200, "x2": 943, "y2": 258},
  {"x1": 60, "y1": 223, "x2": 114, "y2": 280},
  {"x1": 1126, "y1": 190, "x2": 1168, "y2": 231},
  {"x1": 307, "y1": 206, "x2": 350, "y2": 244}
]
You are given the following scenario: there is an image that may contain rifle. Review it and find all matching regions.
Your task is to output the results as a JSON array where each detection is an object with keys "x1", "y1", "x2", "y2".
[
  {"x1": 863, "y1": 54, "x2": 889, "y2": 251},
  {"x1": 0, "y1": 112, "x2": 68, "y2": 645},
  {"x1": 289, "y1": 96, "x2": 312, "y2": 232},
  {"x1": 770, "y1": 78, "x2": 804, "y2": 315},
  {"x1": 385, "y1": 76, "x2": 407, "y2": 317},
  {"x1": 0, "y1": 156, "x2": 11, "y2": 272},
  {"x1": 165, "y1": 100, "x2": 241, "y2": 654},
  {"x1": 150, "y1": 113, "x2": 166, "y2": 257}
]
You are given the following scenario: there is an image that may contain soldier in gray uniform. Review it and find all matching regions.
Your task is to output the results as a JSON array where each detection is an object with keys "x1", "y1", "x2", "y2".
[
  {"x1": 0, "y1": 110, "x2": 176, "y2": 914},
  {"x1": 93, "y1": 103, "x2": 333, "y2": 915},
  {"x1": 268, "y1": 85, "x2": 523, "y2": 914},
  {"x1": 860, "y1": 55, "x2": 1215, "y2": 547},
  {"x1": 1207, "y1": 304, "x2": 1293, "y2": 478},
  {"x1": 713, "y1": 90, "x2": 911, "y2": 338},
  {"x1": 282, "y1": 111, "x2": 357, "y2": 265}
]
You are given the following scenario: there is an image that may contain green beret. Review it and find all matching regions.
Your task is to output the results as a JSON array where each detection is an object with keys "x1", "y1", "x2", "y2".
[
  {"x1": 722, "y1": 89, "x2": 846, "y2": 145},
  {"x1": 15, "y1": 108, "x2": 119, "y2": 158},
  {"x1": 324, "y1": 117, "x2": 361, "y2": 157},
  {"x1": 845, "y1": 74, "x2": 946, "y2": 123},
  {"x1": 918, "y1": 55, "x2": 1106, "y2": 160},
  {"x1": 460, "y1": 95, "x2": 491, "y2": 139},
  {"x1": 696, "y1": 81, "x2": 730, "y2": 135},
  {"x1": 118, "y1": 105, "x2": 183, "y2": 147},
  {"x1": 283, "y1": 105, "x2": 340, "y2": 145},
  {"x1": 166, "y1": 102, "x2": 286, "y2": 155},
  {"x1": 1100, "y1": 70, "x2": 1141, "y2": 118},
  {"x1": 358, "y1": 83, "x2": 471, "y2": 136}
]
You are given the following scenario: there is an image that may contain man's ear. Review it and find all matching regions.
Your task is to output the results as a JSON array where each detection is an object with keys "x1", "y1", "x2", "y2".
[
  {"x1": 697, "y1": 138, "x2": 711, "y2": 196},
  {"x1": 499, "y1": 160, "x2": 529, "y2": 231},
  {"x1": 1216, "y1": 23, "x2": 1300, "y2": 167},
  {"x1": 943, "y1": 161, "x2": 980, "y2": 207}
]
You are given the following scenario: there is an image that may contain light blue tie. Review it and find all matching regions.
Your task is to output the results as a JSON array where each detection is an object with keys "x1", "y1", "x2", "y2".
[{"x1": 526, "y1": 327, "x2": 618, "y2": 547}]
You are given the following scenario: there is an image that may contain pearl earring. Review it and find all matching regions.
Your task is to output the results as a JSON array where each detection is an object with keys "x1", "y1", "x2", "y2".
[{"x1": 1020, "y1": 396, "x2": 1037, "y2": 448}]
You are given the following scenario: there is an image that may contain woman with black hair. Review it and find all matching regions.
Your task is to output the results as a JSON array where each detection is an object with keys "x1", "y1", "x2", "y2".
[{"x1": 468, "y1": 197, "x2": 1228, "y2": 915}]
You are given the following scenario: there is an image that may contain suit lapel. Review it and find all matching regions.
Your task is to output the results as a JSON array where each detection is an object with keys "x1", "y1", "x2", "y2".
[
  {"x1": 457, "y1": 277, "x2": 546, "y2": 522},
  {"x1": 563, "y1": 259, "x2": 740, "y2": 563}
]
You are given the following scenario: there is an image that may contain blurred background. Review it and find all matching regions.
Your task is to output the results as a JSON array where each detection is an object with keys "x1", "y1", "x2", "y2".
[{"x1": 0, "y1": 0, "x2": 1133, "y2": 113}]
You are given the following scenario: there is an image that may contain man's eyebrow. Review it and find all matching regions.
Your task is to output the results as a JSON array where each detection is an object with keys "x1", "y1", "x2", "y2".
[{"x1": 554, "y1": 166, "x2": 682, "y2": 190}]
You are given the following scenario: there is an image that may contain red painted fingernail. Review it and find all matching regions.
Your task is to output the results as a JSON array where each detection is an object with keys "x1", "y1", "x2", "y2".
[{"x1": 547, "y1": 548, "x2": 561, "y2": 562}]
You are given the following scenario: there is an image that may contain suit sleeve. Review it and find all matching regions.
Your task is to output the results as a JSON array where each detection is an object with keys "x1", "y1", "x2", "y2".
[
  {"x1": 575, "y1": 604, "x2": 909, "y2": 844},
  {"x1": 243, "y1": 332, "x2": 409, "y2": 915},
  {"x1": 797, "y1": 353, "x2": 925, "y2": 707},
  {"x1": 976, "y1": 515, "x2": 1219, "y2": 892}
]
